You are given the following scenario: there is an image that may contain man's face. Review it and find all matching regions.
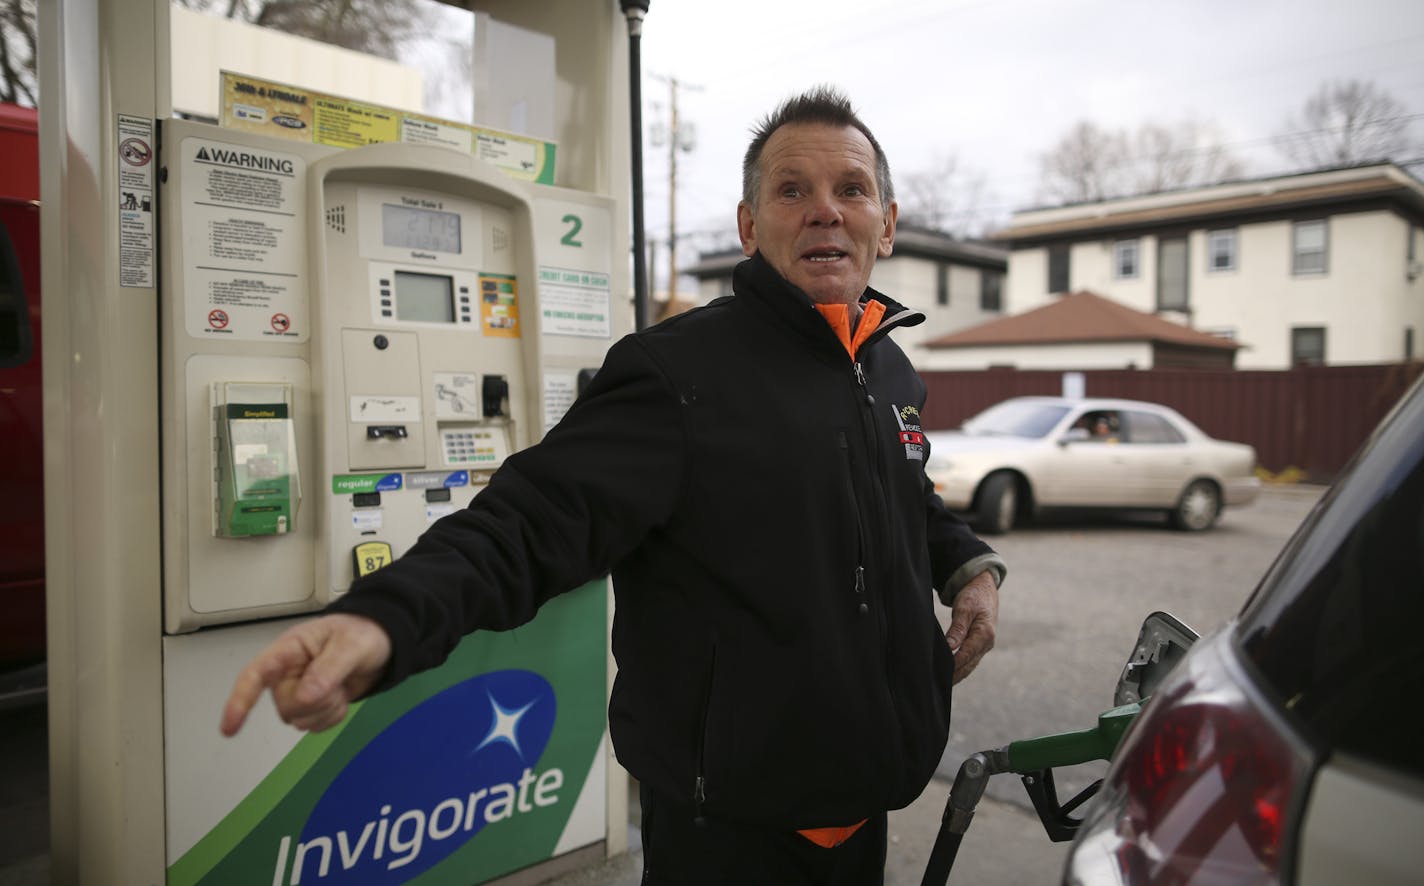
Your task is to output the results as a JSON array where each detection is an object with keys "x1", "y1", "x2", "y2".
[{"x1": 738, "y1": 123, "x2": 897, "y2": 307}]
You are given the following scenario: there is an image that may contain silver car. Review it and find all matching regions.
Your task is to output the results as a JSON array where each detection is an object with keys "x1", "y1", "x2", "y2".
[
  {"x1": 1063, "y1": 376, "x2": 1424, "y2": 885},
  {"x1": 925, "y1": 396, "x2": 1260, "y2": 534}
]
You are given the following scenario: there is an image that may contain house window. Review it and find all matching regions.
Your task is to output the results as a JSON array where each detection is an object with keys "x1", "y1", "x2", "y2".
[
  {"x1": 981, "y1": 270, "x2": 1003, "y2": 312},
  {"x1": 1410, "y1": 226, "x2": 1420, "y2": 281},
  {"x1": 1292, "y1": 326, "x2": 1326, "y2": 365},
  {"x1": 1207, "y1": 228, "x2": 1237, "y2": 272},
  {"x1": 1048, "y1": 244, "x2": 1070, "y2": 293},
  {"x1": 1157, "y1": 236, "x2": 1189, "y2": 311},
  {"x1": 1407, "y1": 327, "x2": 1415, "y2": 361},
  {"x1": 936, "y1": 263, "x2": 949, "y2": 306},
  {"x1": 1113, "y1": 239, "x2": 1139, "y2": 279},
  {"x1": 1293, "y1": 220, "x2": 1328, "y2": 275}
]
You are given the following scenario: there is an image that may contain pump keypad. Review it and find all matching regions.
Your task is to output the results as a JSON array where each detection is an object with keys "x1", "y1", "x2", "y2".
[{"x1": 442, "y1": 430, "x2": 498, "y2": 466}]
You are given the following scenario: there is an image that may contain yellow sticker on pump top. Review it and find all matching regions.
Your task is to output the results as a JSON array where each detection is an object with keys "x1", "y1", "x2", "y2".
[{"x1": 353, "y1": 541, "x2": 394, "y2": 578}]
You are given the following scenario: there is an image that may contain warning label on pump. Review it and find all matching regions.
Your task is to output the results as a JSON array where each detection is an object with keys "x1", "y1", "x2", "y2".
[
  {"x1": 181, "y1": 137, "x2": 308, "y2": 342},
  {"x1": 117, "y1": 114, "x2": 155, "y2": 288}
]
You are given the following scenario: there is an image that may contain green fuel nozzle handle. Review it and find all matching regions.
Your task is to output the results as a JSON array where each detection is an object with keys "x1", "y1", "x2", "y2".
[{"x1": 1005, "y1": 702, "x2": 1141, "y2": 773}]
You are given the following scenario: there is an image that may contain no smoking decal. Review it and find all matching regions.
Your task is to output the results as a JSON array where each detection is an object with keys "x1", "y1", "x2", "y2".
[
  {"x1": 117, "y1": 115, "x2": 154, "y2": 289},
  {"x1": 120, "y1": 138, "x2": 152, "y2": 168}
]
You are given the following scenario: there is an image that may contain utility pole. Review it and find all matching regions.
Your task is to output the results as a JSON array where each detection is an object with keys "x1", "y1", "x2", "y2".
[{"x1": 650, "y1": 74, "x2": 700, "y2": 316}]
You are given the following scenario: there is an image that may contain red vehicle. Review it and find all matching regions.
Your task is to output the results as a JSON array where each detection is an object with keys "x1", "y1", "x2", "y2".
[{"x1": 0, "y1": 101, "x2": 44, "y2": 687}]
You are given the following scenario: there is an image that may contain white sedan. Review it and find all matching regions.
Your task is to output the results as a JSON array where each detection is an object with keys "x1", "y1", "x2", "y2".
[{"x1": 925, "y1": 396, "x2": 1261, "y2": 534}]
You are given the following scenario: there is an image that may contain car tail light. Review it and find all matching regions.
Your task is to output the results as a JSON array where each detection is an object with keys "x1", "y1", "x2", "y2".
[{"x1": 1065, "y1": 630, "x2": 1312, "y2": 885}]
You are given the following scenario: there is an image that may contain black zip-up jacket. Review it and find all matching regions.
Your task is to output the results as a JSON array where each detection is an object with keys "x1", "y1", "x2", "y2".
[{"x1": 328, "y1": 253, "x2": 1000, "y2": 829}]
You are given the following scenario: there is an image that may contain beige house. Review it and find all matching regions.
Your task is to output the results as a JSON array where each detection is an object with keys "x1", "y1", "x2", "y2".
[
  {"x1": 684, "y1": 226, "x2": 1008, "y2": 360},
  {"x1": 921, "y1": 290, "x2": 1242, "y2": 370},
  {"x1": 996, "y1": 163, "x2": 1424, "y2": 369}
]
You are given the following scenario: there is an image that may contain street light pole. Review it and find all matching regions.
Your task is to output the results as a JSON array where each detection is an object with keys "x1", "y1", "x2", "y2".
[{"x1": 619, "y1": 0, "x2": 651, "y2": 330}]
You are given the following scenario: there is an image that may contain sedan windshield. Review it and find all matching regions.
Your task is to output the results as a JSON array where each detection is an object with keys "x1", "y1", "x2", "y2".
[{"x1": 961, "y1": 401, "x2": 1072, "y2": 438}]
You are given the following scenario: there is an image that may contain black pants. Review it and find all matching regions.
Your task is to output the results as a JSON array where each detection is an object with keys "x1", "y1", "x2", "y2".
[{"x1": 639, "y1": 785, "x2": 887, "y2": 886}]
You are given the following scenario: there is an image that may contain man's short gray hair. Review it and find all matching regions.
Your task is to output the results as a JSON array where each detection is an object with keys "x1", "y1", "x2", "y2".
[{"x1": 741, "y1": 85, "x2": 894, "y2": 209}]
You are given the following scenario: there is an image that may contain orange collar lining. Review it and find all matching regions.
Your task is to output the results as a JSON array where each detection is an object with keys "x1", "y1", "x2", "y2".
[{"x1": 815, "y1": 300, "x2": 886, "y2": 359}]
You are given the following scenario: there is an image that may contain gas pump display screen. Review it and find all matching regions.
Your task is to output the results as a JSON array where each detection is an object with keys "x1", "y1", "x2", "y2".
[
  {"x1": 394, "y1": 271, "x2": 456, "y2": 323},
  {"x1": 382, "y1": 203, "x2": 461, "y2": 253}
]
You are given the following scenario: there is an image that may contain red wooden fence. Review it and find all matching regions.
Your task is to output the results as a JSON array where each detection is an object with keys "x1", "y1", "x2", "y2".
[{"x1": 921, "y1": 363, "x2": 1424, "y2": 480}]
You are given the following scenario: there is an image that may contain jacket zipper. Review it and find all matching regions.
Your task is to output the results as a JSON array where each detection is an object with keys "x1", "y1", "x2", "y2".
[
  {"x1": 693, "y1": 641, "x2": 717, "y2": 825},
  {"x1": 850, "y1": 354, "x2": 903, "y2": 755},
  {"x1": 851, "y1": 360, "x2": 891, "y2": 613},
  {"x1": 838, "y1": 431, "x2": 871, "y2": 616}
]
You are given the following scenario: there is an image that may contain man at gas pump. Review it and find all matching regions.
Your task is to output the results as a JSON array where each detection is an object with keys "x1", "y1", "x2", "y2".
[{"x1": 222, "y1": 86, "x2": 1005, "y2": 884}]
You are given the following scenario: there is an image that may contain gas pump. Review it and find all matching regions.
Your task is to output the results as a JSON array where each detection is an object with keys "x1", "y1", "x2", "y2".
[
  {"x1": 156, "y1": 118, "x2": 623, "y2": 883},
  {"x1": 39, "y1": 2, "x2": 634, "y2": 883}
]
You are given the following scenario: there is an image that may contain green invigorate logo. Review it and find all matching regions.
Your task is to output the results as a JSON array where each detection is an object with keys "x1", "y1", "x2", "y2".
[{"x1": 169, "y1": 581, "x2": 609, "y2": 886}]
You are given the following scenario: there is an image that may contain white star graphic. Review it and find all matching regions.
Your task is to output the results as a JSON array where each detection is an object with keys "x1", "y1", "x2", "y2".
[{"x1": 474, "y1": 692, "x2": 537, "y2": 759}]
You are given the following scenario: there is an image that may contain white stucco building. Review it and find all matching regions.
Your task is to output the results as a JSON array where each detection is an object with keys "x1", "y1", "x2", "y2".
[{"x1": 995, "y1": 163, "x2": 1424, "y2": 369}]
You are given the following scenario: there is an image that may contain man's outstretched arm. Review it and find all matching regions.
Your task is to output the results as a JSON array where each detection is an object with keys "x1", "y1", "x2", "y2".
[{"x1": 220, "y1": 613, "x2": 392, "y2": 736}]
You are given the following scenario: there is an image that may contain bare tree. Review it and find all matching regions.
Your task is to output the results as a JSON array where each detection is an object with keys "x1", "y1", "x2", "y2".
[
  {"x1": 177, "y1": 0, "x2": 474, "y2": 123},
  {"x1": 897, "y1": 151, "x2": 994, "y2": 237},
  {"x1": 1039, "y1": 118, "x2": 1246, "y2": 204},
  {"x1": 1037, "y1": 121, "x2": 1131, "y2": 204},
  {"x1": 0, "y1": 0, "x2": 37, "y2": 107},
  {"x1": 175, "y1": 0, "x2": 430, "y2": 60},
  {"x1": 1276, "y1": 79, "x2": 1417, "y2": 169},
  {"x1": 1132, "y1": 118, "x2": 1243, "y2": 194},
  {"x1": 1, "y1": 1, "x2": 444, "y2": 109}
]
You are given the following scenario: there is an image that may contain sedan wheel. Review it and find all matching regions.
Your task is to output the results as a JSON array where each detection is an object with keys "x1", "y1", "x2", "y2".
[
  {"x1": 977, "y1": 473, "x2": 1017, "y2": 535},
  {"x1": 1171, "y1": 479, "x2": 1221, "y2": 531}
]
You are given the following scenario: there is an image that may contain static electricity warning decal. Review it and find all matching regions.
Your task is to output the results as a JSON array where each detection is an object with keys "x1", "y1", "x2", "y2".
[{"x1": 180, "y1": 137, "x2": 309, "y2": 342}]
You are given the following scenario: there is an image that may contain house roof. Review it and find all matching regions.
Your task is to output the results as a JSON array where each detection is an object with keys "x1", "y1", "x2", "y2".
[
  {"x1": 922, "y1": 291, "x2": 1243, "y2": 350},
  {"x1": 683, "y1": 224, "x2": 1007, "y2": 279},
  {"x1": 681, "y1": 249, "x2": 743, "y2": 278},
  {"x1": 995, "y1": 163, "x2": 1424, "y2": 243}
]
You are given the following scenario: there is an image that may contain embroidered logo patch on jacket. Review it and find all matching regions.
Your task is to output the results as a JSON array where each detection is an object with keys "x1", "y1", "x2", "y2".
[{"x1": 893, "y1": 404, "x2": 925, "y2": 461}]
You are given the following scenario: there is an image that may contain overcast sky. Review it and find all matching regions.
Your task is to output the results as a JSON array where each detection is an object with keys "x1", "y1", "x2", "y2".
[{"x1": 634, "y1": 0, "x2": 1424, "y2": 265}]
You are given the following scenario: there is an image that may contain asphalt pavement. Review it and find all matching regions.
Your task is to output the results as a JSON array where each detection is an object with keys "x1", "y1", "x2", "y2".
[{"x1": 0, "y1": 485, "x2": 1324, "y2": 886}]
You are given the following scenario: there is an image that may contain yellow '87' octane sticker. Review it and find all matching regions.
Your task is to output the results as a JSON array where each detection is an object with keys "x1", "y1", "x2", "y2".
[{"x1": 353, "y1": 541, "x2": 394, "y2": 577}]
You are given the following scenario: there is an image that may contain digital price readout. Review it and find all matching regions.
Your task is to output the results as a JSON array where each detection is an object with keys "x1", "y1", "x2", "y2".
[{"x1": 382, "y1": 203, "x2": 461, "y2": 253}]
